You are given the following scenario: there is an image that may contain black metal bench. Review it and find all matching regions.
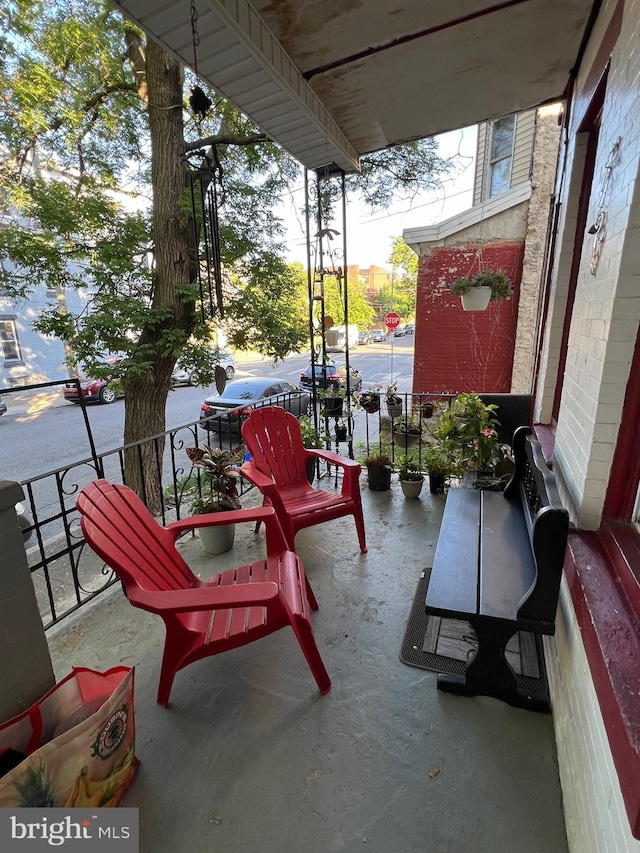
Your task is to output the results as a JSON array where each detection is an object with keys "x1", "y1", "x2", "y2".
[{"x1": 425, "y1": 426, "x2": 569, "y2": 712}]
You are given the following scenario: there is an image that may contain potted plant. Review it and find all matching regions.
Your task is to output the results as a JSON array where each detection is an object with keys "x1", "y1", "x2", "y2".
[
  {"x1": 358, "y1": 385, "x2": 382, "y2": 414},
  {"x1": 385, "y1": 382, "x2": 403, "y2": 418},
  {"x1": 318, "y1": 386, "x2": 346, "y2": 418},
  {"x1": 422, "y1": 444, "x2": 451, "y2": 494},
  {"x1": 392, "y1": 416, "x2": 422, "y2": 450},
  {"x1": 362, "y1": 449, "x2": 393, "y2": 491},
  {"x1": 432, "y1": 393, "x2": 505, "y2": 481},
  {"x1": 185, "y1": 444, "x2": 246, "y2": 554},
  {"x1": 449, "y1": 268, "x2": 513, "y2": 311},
  {"x1": 298, "y1": 415, "x2": 330, "y2": 483},
  {"x1": 335, "y1": 419, "x2": 348, "y2": 441},
  {"x1": 397, "y1": 455, "x2": 425, "y2": 499}
]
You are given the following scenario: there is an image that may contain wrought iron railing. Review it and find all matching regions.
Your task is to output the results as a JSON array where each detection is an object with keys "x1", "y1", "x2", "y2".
[{"x1": 12, "y1": 390, "x2": 456, "y2": 629}]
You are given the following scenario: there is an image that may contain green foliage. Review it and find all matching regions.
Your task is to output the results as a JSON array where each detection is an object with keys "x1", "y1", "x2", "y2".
[
  {"x1": 298, "y1": 415, "x2": 330, "y2": 448},
  {"x1": 448, "y1": 269, "x2": 513, "y2": 300},
  {"x1": 364, "y1": 451, "x2": 392, "y2": 468},
  {"x1": 421, "y1": 444, "x2": 452, "y2": 477},
  {"x1": 433, "y1": 393, "x2": 505, "y2": 476},
  {"x1": 185, "y1": 444, "x2": 245, "y2": 512},
  {"x1": 398, "y1": 455, "x2": 424, "y2": 481},
  {"x1": 320, "y1": 273, "x2": 375, "y2": 331},
  {"x1": 0, "y1": 0, "x2": 456, "y2": 454}
]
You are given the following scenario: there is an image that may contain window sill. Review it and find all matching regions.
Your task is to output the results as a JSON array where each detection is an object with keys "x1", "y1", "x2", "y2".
[
  {"x1": 532, "y1": 422, "x2": 555, "y2": 466},
  {"x1": 565, "y1": 524, "x2": 640, "y2": 838}
]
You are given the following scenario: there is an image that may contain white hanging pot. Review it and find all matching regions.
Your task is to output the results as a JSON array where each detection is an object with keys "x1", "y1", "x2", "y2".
[{"x1": 460, "y1": 287, "x2": 492, "y2": 311}]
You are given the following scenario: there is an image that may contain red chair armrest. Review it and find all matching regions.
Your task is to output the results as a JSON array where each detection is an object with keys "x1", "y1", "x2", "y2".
[
  {"x1": 128, "y1": 581, "x2": 280, "y2": 614},
  {"x1": 165, "y1": 506, "x2": 277, "y2": 539},
  {"x1": 307, "y1": 448, "x2": 360, "y2": 470}
]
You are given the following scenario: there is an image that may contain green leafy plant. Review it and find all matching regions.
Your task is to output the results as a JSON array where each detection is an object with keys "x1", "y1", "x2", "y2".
[
  {"x1": 185, "y1": 444, "x2": 246, "y2": 513},
  {"x1": 357, "y1": 386, "x2": 382, "y2": 412},
  {"x1": 385, "y1": 382, "x2": 402, "y2": 406},
  {"x1": 433, "y1": 393, "x2": 505, "y2": 475},
  {"x1": 393, "y1": 416, "x2": 421, "y2": 436},
  {"x1": 298, "y1": 415, "x2": 330, "y2": 448},
  {"x1": 421, "y1": 444, "x2": 452, "y2": 477},
  {"x1": 397, "y1": 455, "x2": 424, "y2": 481},
  {"x1": 448, "y1": 268, "x2": 513, "y2": 300},
  {"x1": 362, "y1": 449, "x2": 392, "y2": 468}
]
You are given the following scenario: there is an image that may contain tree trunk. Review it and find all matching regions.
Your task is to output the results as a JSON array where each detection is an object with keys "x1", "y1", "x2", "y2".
[{"x1": 123, "y1": 40, "x2": 194, "y2": 513}]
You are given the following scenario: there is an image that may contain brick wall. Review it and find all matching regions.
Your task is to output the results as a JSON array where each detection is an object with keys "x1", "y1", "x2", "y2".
[{"x1": 413, "y1": 242, "x2": 523, "y2": 393}]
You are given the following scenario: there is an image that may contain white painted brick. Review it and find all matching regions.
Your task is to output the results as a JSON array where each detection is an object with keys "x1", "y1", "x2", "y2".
[{"x1": 549, "y1": 584, "x2": 640, "y2": 853}]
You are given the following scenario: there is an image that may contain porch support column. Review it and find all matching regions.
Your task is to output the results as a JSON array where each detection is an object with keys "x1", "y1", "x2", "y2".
[{"x1": 0, "y1": 479, "x2": 55, "y2": 721}]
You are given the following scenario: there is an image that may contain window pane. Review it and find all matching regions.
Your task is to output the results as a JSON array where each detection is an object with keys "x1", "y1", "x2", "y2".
[
  {"x1": 490, "y1": 158, "x2": 512, "y2": 196},
  {"x1": 491, "y1": 115, "x2": 516, "y2": 160},
  {"x1": 0, "y1": 320, "x2": 20, "y2": 361}
]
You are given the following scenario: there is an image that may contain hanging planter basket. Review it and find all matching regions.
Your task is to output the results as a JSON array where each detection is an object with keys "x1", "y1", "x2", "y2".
[
  {"x1": 320, "y1": 397, "x2": 344, "y2": 418},
  {"x1": 392, "y1": 429, "x2": 421, "y2": 450},
  {"x1": 386, "y1": 399, "x2": 403, "y2": 418},
  {"x1": 460, "y1": 287, "x2": 492, "y2": 312},
  {"x1": 361, "y1": 395, "x2": 381, "y2": 414},
  {"x1": 449, "y1": 269, "x2": 513, "y2": 312}
]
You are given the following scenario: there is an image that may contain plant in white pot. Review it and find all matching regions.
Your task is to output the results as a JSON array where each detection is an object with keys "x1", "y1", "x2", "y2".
[
  {"x1": 185, "y1": 444, "x2": 245, "y2": 554},
  {"x1": 392, "y1": 416, "x2": 422, "y2": 450},
  {"x1": 385, "y1": 382, "x2": 403, "y2": 418},
  {"x1": 397, "y1": 455, "x2": 425, "y2": 499},
  {"x1": 449, "y1": 268, "x2": 513, "y2": 311}
]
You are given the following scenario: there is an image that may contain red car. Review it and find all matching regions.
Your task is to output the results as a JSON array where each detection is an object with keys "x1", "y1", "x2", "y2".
[{"x1": 63, "y1": 374, "x2": 123, "y2": 405}]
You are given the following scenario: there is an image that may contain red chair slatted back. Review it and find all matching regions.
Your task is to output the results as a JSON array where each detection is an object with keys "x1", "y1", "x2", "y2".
[
  {"x1": 77, "y1": 480, "x2": 197, "y2": 593},
  {"x1": 242, "y1": 406, "x2": 310, "y2": 490}
]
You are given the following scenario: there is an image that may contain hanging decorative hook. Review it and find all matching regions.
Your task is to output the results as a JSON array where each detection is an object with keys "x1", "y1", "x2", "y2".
[{"x1": 188, "y1": 1, "x2": 212, "y2": 121}]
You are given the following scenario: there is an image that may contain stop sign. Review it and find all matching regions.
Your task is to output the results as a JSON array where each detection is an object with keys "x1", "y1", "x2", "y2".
[{"x1": 384, "y1": 311, "x2": 401, "y2": 331}]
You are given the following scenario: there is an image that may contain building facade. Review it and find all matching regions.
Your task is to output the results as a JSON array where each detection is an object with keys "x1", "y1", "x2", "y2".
[{"x1": 404, "y1": 106, "x2": 561, "y2": 396}]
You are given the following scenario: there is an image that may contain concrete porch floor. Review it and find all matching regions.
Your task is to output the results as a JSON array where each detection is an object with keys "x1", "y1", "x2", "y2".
[{"x1": 46, "y1": 477, "x2": 568, "y2": 853}]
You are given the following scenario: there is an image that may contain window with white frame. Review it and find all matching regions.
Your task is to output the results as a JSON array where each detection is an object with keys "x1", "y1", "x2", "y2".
[
  {"x1": 0, "y1": 318, "x2": 22, "y2": 363},
  {"x1": 488, "y1": 115, "x2": 516, "y2": 197}
]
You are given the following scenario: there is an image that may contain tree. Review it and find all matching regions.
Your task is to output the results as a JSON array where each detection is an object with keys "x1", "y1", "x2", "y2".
[
  {"x1": 372, "y1": 237, "x2": 419, "y2": 320},
  {"x1": 321, "y1": 274, "x2": 375, "y2": 331},
  {"x1": 0, "y1": 0, "x2": 452, "y2": 506}
]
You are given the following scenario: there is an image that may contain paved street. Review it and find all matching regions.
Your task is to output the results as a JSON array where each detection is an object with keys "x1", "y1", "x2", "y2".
[{"x1": 0, "y1": 336, "x2": 415, "y2": 485}]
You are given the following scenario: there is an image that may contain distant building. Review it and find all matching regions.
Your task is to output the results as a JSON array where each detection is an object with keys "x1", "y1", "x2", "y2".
[{"x1": 404, "y1": 106, "x2": 561, "y2": 394}]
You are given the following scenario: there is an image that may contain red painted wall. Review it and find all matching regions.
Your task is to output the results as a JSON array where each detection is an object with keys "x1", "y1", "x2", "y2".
[{"x1": 413, "y1": 242, "x2": 524, "y2": 394}]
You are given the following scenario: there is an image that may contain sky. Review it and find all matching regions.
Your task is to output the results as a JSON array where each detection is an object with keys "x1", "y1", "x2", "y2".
[{"x1": 275, "y1": 125, "x2": 479, "y2": 270}]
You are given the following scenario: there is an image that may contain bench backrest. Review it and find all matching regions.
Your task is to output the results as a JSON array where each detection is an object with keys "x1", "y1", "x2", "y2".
[
  {"x1": 504, "y1": 426, "x2": 569, "y2": 629},
  {"x1": 478, "y1": 393, "x2": 532, "y2": 446}
]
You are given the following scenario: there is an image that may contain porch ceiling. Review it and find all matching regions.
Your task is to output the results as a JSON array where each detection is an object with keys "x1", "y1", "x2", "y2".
[{"x1": 109, "y1": 0, "x2": 596, "y2": 173}]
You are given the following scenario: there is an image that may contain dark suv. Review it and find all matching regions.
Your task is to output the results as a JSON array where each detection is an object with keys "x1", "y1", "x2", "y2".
[{"x1": 300, "y1": 362, "x2": 362, "y2": 392}]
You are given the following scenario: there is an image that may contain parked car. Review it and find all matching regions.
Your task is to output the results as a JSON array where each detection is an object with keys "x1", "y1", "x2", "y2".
[
  {"x1": 357, "y1": 330, "x2": 372, "y2": 346},
  {"x1": 299, "y1": 362, "x2": 362, "y2": 393},
  {"x1": 371, "y1": 329, "x2": 386, "y2": 342},
  {"x1": 62, "y1": 373, "x2": 123, "y2": 405},
  {"x1": 393, "y1": 325, "x2": 405, "y2": 337},
  {"x1": 404, "y1": 323, "x2": 415, "y2": 335},
  {"x1": 199, "y1": 377, "x2": 310, "y2": 433},
  {"x1": 171, "y1": 349, "x2": 235, "y2": 386},
  {"x1": 0, "y1": 396, "x2": 6, "y2": 416}
]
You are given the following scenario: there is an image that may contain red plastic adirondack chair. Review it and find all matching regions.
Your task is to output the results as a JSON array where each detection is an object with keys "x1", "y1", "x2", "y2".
[
  {"x1": 76, "y1": 479, "x2": 331, "y2": 706},
  {"x1": 240, "y1": 406, "x2": 367, "y2": 553}
]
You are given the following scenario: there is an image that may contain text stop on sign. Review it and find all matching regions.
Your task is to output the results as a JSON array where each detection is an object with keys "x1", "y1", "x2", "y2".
[{"x1": 384, "y1": 312, "x2": 401, "y2": 330}]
